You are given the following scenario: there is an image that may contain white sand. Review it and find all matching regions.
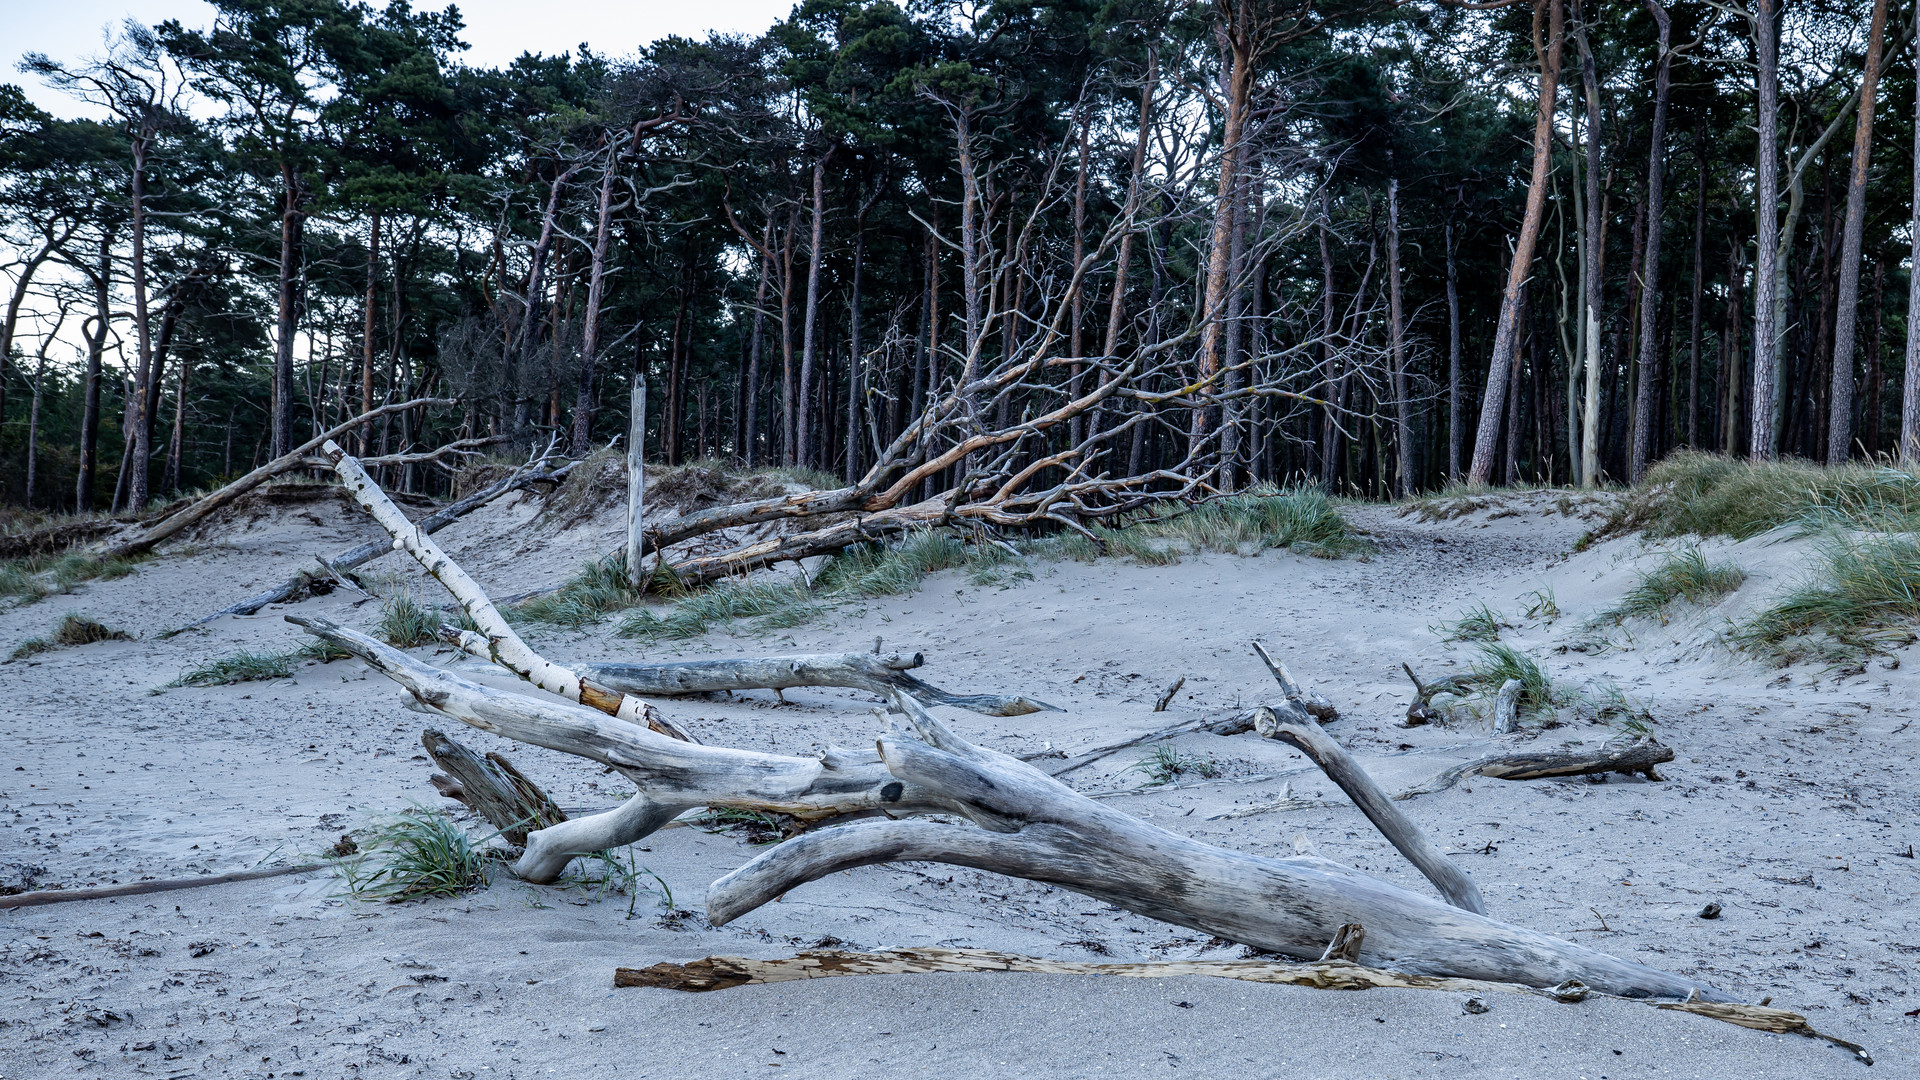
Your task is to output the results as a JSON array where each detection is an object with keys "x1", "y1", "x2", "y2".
[{"x1": 2, "y1": 487, "x2": 1915, "y2": 1077}]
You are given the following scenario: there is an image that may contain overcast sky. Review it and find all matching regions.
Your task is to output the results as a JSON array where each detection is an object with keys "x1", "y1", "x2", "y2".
[{"x1": 10, "y1": 0, "x2": 798, "y2": 117}]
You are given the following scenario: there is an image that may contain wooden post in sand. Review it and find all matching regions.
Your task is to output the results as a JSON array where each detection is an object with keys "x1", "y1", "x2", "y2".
[{"x1": 626, "y1": 378, "x2": 646, "y2": 589}]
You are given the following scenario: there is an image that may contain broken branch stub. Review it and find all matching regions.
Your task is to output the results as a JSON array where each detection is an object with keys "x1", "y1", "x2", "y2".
[{"x1": 421, "y1": 729, "x2": 568, "y2": 846}]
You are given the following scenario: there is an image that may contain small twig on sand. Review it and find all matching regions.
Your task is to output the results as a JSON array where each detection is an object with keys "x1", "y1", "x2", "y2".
[{"x1": 1154, "y1": 677, "x2": 1186, "y2": 712}]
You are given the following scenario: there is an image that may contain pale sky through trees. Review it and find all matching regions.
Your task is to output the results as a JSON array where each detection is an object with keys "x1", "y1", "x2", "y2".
[{"x1": 12, "y1": 0, "x2": 797, "y2": 117}]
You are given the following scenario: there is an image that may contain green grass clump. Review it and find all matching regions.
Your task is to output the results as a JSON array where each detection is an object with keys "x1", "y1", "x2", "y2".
[
  {"x1": 617, "y1": 579, "x2": 821, "y2": 641},
  {"x1": 171, "y1": 639, "x2": 346, "y2": 686},
  {"x1": 512, "y1": 554, "x2": 646, "y2": 628},
  {"x1": 1468, "y1": 643, "x2": 1562, "y2": 716},
  {"x1": 9, "y1": 613, "x2": 132, "y2": 660},
  {"x1": 1120, "y1": 486, "x2": 1367, "y2": 560},
  {"x1": 1438, "y1": 602, "x2": 1507, "y2": 642},
  {"x1": 1733, "y1": 533, "x2": 1920, "y2": 662},
  {"x1": 1126, "y1": 744, "x2": 1220, "y2": 786},
  {"x1": 379, "y1": 590, "x2": 440, "y2": 647},
  {"x1": 337, "y1": 807, "x2": 490, "y2": 902},
  {"x1": 0, "y1": 552, "x2": 150, "y2": 604},
  {"x1": 1598, "y1": 548, "x2": 1746, "y2": 625},
  {"x1": 1596, "y1": 451, "x2": 1920, "y2": 541}
]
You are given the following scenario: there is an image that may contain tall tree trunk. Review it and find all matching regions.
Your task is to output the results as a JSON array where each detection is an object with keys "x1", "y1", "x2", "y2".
[
  {"x1": 572, "y1": 144, "x2": 621, "y2": 456},
  {"x1": 1687, "y1": 140, "x2": 1706, "y2": 447},
  {"x1": 1387, "y1": 176, "x2": 1413, "y2": 497},
  {"x1": 0, "y1": 227, "x2": 70, "y2": 426},
  {"x1": 845, "y1": 204, "x2": 867, "y2": 484},
  {"x1": 1725, "y1": 243, "x2": 1747, "y2": 455},
  {"x1": 781, "y1": 202, "x2": 799, "y2": 466},
  {"x1": 77, "y1": 229, "x2": 115, "y2": 512},
  {"x1": 1826, "y1": 0, "x2": 1889, "y2": 463},
  {"x1": 1192, "y1": 8, "x2": 1253, "y2": 463},
  {"x1": 1318, "y1": 188, "x2": 1339, "y2": 488},
  {"x1": 1470, "y1": 0, "x2": 1563, "y2": 485},
  {"x1": 1094, "y1": 45, "x2": 1156, "y2": 445},
  {"x1": 1069, "y1": 104, "x2": 1090, "y2": 449},
  {"x1": 1446, "y1": 220, "x2": 1462, "y2": 482},
  {"x1": 746, "y1": 220, "x2": 772, "y2": 468},
  {"x1": 1866, "y1": 261, "x2": 1885, "y2": 454},
  {"x1": 361, "y1": 211, "x2": 380, "y2": 454},
  {"x1": 126, "y1": 137, "x2": 155, "y2": 509},
  {"x1": 517, "y1": 166, "x2": 580, "y2": 442},
  {"x1": 1903, "y1": 20, "x2": 1920, "y2": 462},
  {"x1": 1630, "y1": 0, "x2": 1672, "y2": 482},
  {"x1": 25, "y1": 309, "x2": 62, "y2": 507},
  {"x1": 1750, "y1": 0, "x2": 1782, "y2": 459},
  {"x1": 1577, "y1": 17, "x2": 1605, "y2": 487},
  {"x1": 799, "y1": 148, "x2": 832, "y2": 470},
  {"x1": 272, "y1": 167, "x2": 305, "y2": 460}
]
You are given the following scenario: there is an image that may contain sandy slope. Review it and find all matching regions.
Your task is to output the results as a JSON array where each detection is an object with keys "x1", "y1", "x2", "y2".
[{"x1": 1, "y1": 486, "x2": 1916, "y2": 1078}]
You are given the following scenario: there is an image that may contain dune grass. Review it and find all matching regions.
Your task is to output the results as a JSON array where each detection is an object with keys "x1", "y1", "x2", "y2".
[
  {"x1": 1596, "y1": 451, "x2": 1920, "y2": 541},
  {"x1": 1125, "y1": 745, "x2": 1219, "y2": 786},
  {"x1": 1733, "y1": 533, "x2": 1920, "y2": 663},
  {"x1": 0, "y1": 551, "x2": 151, "y2": 604},
  {"x1": 1596, "y1": 548, "x2": 1747, "y2": 626},
  {"x1": 1117, "y1": 486, "x2": 1368, "y2": 560},
  {"x1": 171, "y1": 638, "x2": 350, "y2": 687},
  {"x1": 337, "y1": 807, "x2": 490, "y2": 903},
  {"x1": 1467, "y1": 642, "x2": 1563, "y2": 717},
  {"x1": 377, "y1": 590, "x2": 443, "y2": 647},
  {"x1": 1438, "y1": 602, "x2": 1507, "y2": 643},
  {"x1": 8, "y1": 613, "x2": 133, "y2": 660}
]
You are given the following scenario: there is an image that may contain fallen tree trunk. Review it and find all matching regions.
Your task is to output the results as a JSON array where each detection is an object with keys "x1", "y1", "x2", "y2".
[
  {"x1": 288, "y1": 615, "x2": 941, "y2": 884},
  {"x1": 1395, "y1": 739, "x2": 1674, "y2": 801},
  {"x1": 322, "y1": 442, "x2": 692, "y2": 742},
  {"x1": 660, "y1": 497, "x2": 950, "y2": 588},
  {"x1": 100, "y1": 398, "x2": 453, "y2": 560},
  {"x1": 703, "y1": 690, "x2": 1728, "y2": 1000},
  {"x1": 171, "y1": 456, "x2": 571, "y2": 632},
  {"x1": 572, "y1": 651, "x2": 1060, "y2": 717},
  {"x1": 611, "y1": 946, "x2": 1868, "y2": 1062}
]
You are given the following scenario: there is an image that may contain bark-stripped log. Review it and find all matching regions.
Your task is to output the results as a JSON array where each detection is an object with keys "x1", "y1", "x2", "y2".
[
  {"x1": 608, "y1": 948, "x2": 1868, "y2": 1062},
  {"x1": 1395, "y1": 739, "x2": 1674, "y2": 800},
  {"x1": 704, "y1": 690, "x2": 1727, "y2": 1000},
  {"x1": 174, "y1": 456, "x2": 571, "y2": 631},
  {"x1": 100, "y1": 398, "x2": 453, "y2": 560},
  {"x1": 1253, "y1": 703, "x2": 1486, "y2": 915},
  {"x1": 614, "y1": 947, "x2": 1486, "y2": 993},
  {"x1": 659, "y1": 497, "x2": 949, "y2": 588},
  {"x1": 287, "y1": 616, "x2": 939, "y2": 883},
  {"x1": 572, "y1": 651, "x2": 1059, "y2": 717},
  {"x1": 322, "y1": 442, "x2": 685, "y2": 741}
]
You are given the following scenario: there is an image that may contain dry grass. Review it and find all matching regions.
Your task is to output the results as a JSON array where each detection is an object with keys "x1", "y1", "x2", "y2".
[{"x1": 8, "y1": 613, "x2": 133, "y2": 660}]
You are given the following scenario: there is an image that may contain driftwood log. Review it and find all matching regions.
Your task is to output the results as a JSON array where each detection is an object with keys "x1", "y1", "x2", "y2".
[
  {"x1": 174, "y1": 454, "x2": 572, "y2": 631},
  {"x1": 571, "y1": 651, "x2": 1059, "y2": 717},
  {"x1": 610, "y1": 947, "x2": 1868, "y2": 1063},
  {"x1": 702, "y1": 690, "x2": 1727, "y2": 999},
  {"x1": 323, "y1": 441, "x2": 692, "y2": 743},
  {"x1": 291, "y1": 611, "x2": 1724, "y2": 999},
  {"x1": 100, "y1": 398, "x2": 452, "y2": 561},
  {"x1": 1396, "y1": 739, "x2": 1675, "y2": 800},
  {"x1": 288, "y1": 616, "x2": 939, "y2": 883},
  {"x1": 421, "y1": 728, "x2": 568, "y2": 846}
]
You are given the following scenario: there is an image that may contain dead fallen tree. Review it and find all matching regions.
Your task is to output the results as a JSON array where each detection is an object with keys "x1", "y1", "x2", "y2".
[
  {"x1": 297, "y1": 612, "x2": 1724, "y2": 998},
  {"x1": 570, "y1": 651, "x2": 1059, "y2": 717},
  {"x1": 1395, "y1": 739, "x2": 1675, "y2": 801},
  {"x1": 610, "y1": 947, "x2": 1869, "y2": 1063},
  {"x1": 421, "y1": 728, "x2": 568, "y2": 846},
  {"x1": 173, "y1": 452, "x2": 573, "y2": 631},
  {"x1": 98, "y1": 397, "x2": 453, "y2": 561}
]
